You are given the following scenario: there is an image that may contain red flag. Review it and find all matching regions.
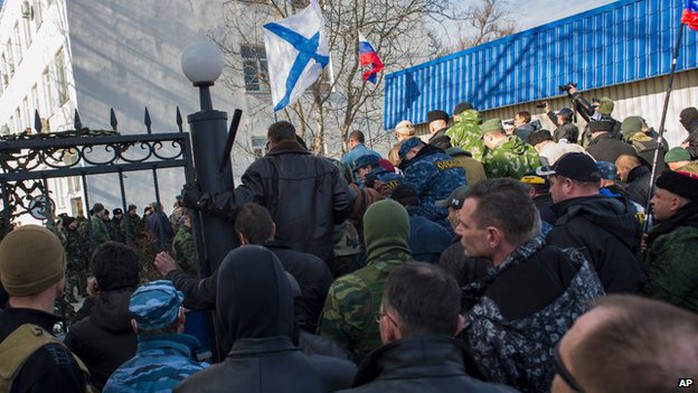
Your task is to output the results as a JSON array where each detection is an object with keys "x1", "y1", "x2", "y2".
[{"x1": 682, "y1": 0, "x2": 698, "y2": 31}]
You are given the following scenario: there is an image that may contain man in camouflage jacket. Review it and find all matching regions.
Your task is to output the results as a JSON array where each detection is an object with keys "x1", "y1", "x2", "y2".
[
  {"x1": 481, "y1": 118, "x2": 540, "y2": 179},
  {"x1": 446, "y1": 103, "x2": 486, "y2": 161},
  {"x1": 318, "y1": 200, "x2": 411, "y2": 363}
]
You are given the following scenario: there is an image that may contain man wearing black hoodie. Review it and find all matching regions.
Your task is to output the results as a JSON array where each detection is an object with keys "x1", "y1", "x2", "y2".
[
  {"x1": 65, "y1": 242, "x2": 140, "y2": 390},
  {"x1": 175, "y1": 246, "x2": 355, "y2": 393},
  {"x1": 542, "y1": 153, "x2": 647, "y2": 294},
  {"x1": 680, "y1": 106, "x2": 698, "y2": 160}
]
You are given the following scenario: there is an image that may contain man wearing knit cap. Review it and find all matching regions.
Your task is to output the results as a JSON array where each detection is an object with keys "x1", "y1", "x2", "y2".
[
  {"x1": 427, "y1": 109, "x2": 451, "y2": 149},
  {"x1": 680, "y1": 106, "x2": 698, "y2": 160},
  {"x1": 103, "y1": 280, "x2": 208, "y2": 392},
  {"x1": 664, "y1": 147, "x2": 695, "y2": 171},
  {"x1": 565, "y1": 84, "x2": 622, "y2": 145},
  {"x1": 544, "y1": 103, "x2": 579, "y2": 143},
  {"x1": 0, "y1": 225, "x2": 91, "y2": 392},
  {"x1": 645, "y1": 170, "x2": 698, "y2": 313},
  {"x1": 620, "y1": 116, "x2": 668, "y2": 173},
  {"x1": 481, "y1": 118, "x2": 540, "y2": 179}
]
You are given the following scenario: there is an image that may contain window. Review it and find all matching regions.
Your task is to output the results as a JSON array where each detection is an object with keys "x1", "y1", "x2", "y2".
[
  {"x1": 14, "y1": 24, "x2": 23, "y2": 63},
  {"x1": 22, "y1": 97, "x2": 30, "y2": 131},
  {"x1": 34, "y1": 1, "x2": 43, "y2": 28},
  {"x1": 42, "y1": 67, "x2": 53, "y2": 112},
  {"x1": 241, "y1": 45, "x2": 268, "y2": 92},
  {"x1": 6, "y1": 41, "x2": 15, "y2": 76},
  {"x1": 22, "y1": 7, "x2": 33, "y2": 46},
  {"x1": 55, "y1": 48, "x2": 68, "y2": 104},
  {"x1": 31, "y1": 84, "x2": 39, "y2": 117},
  {"x1": 15, "y1": 108, "x2": 22, "y2": 132},
  {"x1": 1, "y1": 53, "x2": 8, "y2": 87}
]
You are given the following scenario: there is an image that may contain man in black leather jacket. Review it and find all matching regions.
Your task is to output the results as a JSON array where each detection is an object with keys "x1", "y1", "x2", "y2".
[
  {"x1": 183, "y1": 121, "x2": 355, "y2": 265},
  {"x1": 337, "y1": 262, "x2": 518, "y2": 393},
  {"x1": 175, "y1": 246, "x2": 355, "y2": 393}
]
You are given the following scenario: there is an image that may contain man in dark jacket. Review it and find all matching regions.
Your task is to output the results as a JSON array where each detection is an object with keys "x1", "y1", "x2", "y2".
[
  {"x1": 175, "y1": 246, "x2": 356, "y2": 393},
  {"x1": 65, "y1": 242, "x2": 140, "y2": 390},
  {"x1": 390, "y1": 184, "x2": 451, "y2": 263},
  {"x1": 585, "y1": 120, "x2": 637, "y2": 164},
  {"x1": 680, "y1": 106, "x2": 698, "y2": 160},
  {"x1": 427, "y1": 109, "x2": 451, "y2": 149},
  {"x1": 544, "y1": 104, "x2": 579, "y2": 143},
  {"x1": 455, "y1": 178, "x2": 604, "y2": 393},
  {"x1": 338, "y1": 263, "x2": 517, "y2": 393},
  {"x1": 156, "y1": 203, "x2": 333, "y2": 334},
  {"x1": 0, "y1": 226, "x2": 91, "y2": 393},
  {"x1": 615, "y1": 154, "x2": 652, "y2": 208},
  {"x1": 183, "y1": 121, "x2": 355, "y2": 265},
  {"x1": 542, "y1": 153, "x2": 647, "y2": 294}
]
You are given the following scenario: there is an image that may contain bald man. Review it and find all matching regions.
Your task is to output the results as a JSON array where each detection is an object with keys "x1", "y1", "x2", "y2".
[
  {"x1": 615, "y1": 154, "x2": 651, "y2": 207},
  {"x1": 551, "y1": 295, "x2": 698, "y2": 393}
]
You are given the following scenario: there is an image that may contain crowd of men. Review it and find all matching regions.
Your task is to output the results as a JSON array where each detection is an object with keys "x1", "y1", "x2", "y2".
[{"x1": 1, "y1": 86, "x2": 698, "y2": 393}]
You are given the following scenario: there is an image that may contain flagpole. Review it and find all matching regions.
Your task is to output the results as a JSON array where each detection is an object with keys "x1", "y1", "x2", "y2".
[
  {"x1": 363, "y1": 99, "x2": 374, "y2": 149},
  {"x1": 643, "y1": 21, "x2": 685, "y2": 234}
]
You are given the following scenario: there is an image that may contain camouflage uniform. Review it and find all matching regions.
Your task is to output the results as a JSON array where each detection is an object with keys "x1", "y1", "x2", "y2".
[
  {"x1": 103, "y1": 281, "x2": 209, "y2": 392},
  {"x1": 90, "y1": 216, "x2": 111, "y2": 246},
  {"x1": 172, "y1": 225, "x2": 197, "y2": 276},
  {"x1": 64, "y1": 226, "x2": 89, "y2": 298},
  {"x1": 318, "y1": 249, "x2": 410, "y2": 363},
  {"x1": 482, "y1": 135, "x2": 541, "y2": 179},
  {"x1": 401, "y1": 145, "x2": 467, "y2": 229},
  {"x1": 446, "y1": 109, "x2": 486, "y2": 161},
  {"x1": 332, "y1": 221, "x2": 364, "y2": 278},
  {"x1": 319, "y1": 199, "x2": 411, "y2": 363}
]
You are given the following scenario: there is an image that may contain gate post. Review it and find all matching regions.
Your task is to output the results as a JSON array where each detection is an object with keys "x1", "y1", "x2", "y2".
[{"x1": 182, "y1": 41, "x2": 238, "y2": 276}]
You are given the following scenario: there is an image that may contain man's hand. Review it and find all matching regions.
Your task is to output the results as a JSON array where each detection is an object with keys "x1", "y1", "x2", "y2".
[
  {"x1": 154, "y1": 251, "x2": 178, "y2": 278},
  {"x1": 544, "y1": 102, "x2": 552, "y2": 114},
  {"x1": 568, "y1": 85, "x2": 578, "y2": 95}
]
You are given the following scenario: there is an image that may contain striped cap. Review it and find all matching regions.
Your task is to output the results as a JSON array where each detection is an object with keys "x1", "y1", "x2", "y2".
[{"x1": 129, "y1": 280, "x2": 184, "y2": 331}]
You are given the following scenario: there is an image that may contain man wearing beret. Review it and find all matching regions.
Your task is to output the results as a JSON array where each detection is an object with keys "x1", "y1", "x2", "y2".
[
  {"x1": 0, "y1": 225, "x2": 91, "y2": 392},
  {"x1": 397, "y1": 137, "x2": 466, "y2": 230},
  {"x1": 645, "y1": 170, "x2": 698, "y2": 313},
  {"x1": 481, "y1": 118, "x2": 540, "y2": 179},
  {"x1": 103, "y1": 280, "x2": 208, "y2": 392},
  {"x1": 427, "y1": 110, "x2": 451, "y2": 150}
]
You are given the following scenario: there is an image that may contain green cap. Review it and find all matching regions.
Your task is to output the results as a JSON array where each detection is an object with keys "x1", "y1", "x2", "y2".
[
  {"x1": 664, "y1": 147, "x2": 691, "y2": 163},
  {"x1": 620, "y1": 116, "x2": 643, "y2": 139},
  {"x1": 481, "y1": 118, "x2": 504, "y2": 135}
]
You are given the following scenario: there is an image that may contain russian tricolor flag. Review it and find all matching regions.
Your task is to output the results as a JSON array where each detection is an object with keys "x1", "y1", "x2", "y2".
[
  {"x1": 682, "y1": 0, "x2": 698, "y2": 31},
  {"x1": 359, "y1": 33, "x2": 384, "y2": 84}
]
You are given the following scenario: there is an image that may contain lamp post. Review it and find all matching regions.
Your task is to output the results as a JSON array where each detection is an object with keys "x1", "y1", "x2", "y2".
[{"x1": 181, "y1": 40, "x2": 238, "y2": 276}]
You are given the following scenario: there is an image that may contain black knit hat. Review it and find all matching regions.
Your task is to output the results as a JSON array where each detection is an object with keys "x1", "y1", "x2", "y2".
[
  {"x1": 655, "y1": 170, "x2": 698, "y2": 201},
  {"x1": 92, "y1": 241, "x2": 140, "y2": 291},
  {"x1": 526, "y1": 129, "x2": 553, "y2": 146},
  {"x1": 588, "y1": 120, "x2": 614, "y2": 133},
  {"x1": 427, "y1": 110, "x2": 449, "y2": 123},
  {"x1": 453, "y1": 102, "x2": 474, "y2": 116}
]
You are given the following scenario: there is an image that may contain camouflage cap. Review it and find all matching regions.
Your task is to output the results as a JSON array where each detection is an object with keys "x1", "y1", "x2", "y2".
[
  {"x1": 398, "y1": 137, "x2": 424, "y2": 160},
  {"x1": 129, "y1": 280, "x2": 184, "y2": 331},
  {"x1": 480, "y1": 118, "x2": 504, "y2": 135},
  {"x1": 595, "y1": 161, "x2": 617, "y2": 180},
  {"x1": 353, "y1": 154, "x2": 380, "y2": 171}
]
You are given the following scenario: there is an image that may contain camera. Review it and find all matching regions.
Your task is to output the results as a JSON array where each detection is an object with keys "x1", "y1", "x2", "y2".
[
  {"x1": 535, "y1": 102, "x2": 547, "y2": 108},
  {"x1": 558, "y1": 82, "x2": 577, "y2": 93}
]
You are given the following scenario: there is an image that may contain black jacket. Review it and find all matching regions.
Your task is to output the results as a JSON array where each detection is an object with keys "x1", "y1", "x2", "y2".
[
  {"x1": 546, "y1": 112, "x2": 579, "y2": 143},
  {"x1": 625, "y1": 165, "x2": 652, "y2": 208},
  {"x1": 586, "y1": 133, "x2": 637, "y2": 164},
  {"x1": 175, "y1": 246, "x2": 355, "y2": 393},
  {"x1": 201, "y1": 141, "x2": 355, "y2": 264},
  {"x1": 338, "y1": 336, "x2": 517, "y2": 393},
  {"x1": 546, "y1": 196, "x2": 647, "y2": 294},
  {"x1": 438, "y1": 240, "x2": 491, "y2": 287},
  {"x1": 267, "y1": 242, "x2": 334, "y2": 333},
  {"x1": 167, "y1": 243, "x2": 334, "y2": 333},
  {"x1": 0, "y1": 307, "x2": 87, "y2": 393},
  {"x1": 429, "y1": 128, "x2": 451, "y2": 150},
  {"x1": 65, "y1": 288, "x2": 138, "y2": 390}
]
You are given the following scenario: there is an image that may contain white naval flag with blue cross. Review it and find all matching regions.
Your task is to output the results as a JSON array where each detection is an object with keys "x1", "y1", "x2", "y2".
[{"x1": 263, "y1": 0, "x2": 330, "y2": 112}]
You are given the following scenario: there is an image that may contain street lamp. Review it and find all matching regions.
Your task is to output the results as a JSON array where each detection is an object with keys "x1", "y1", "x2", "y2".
[{"x1": 181, "y1": 40, "x2": 237, "y2": 277}]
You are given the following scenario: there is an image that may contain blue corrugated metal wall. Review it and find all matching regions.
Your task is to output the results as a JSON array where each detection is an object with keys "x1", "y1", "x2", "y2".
[{"x1": 383, "y1": 0, "x2": 698, "y2": 130}]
